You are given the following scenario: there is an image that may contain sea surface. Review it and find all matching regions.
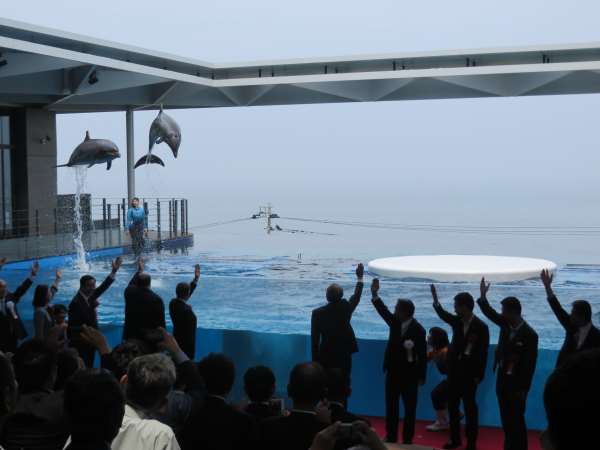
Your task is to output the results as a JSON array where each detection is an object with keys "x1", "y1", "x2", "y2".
[{"x1": 4, "y1": 222, "x2": 600, "y2": 351}]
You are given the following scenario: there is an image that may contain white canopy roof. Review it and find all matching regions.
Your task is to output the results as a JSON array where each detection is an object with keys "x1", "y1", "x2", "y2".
[{"x1": 2, "y1": 17, "x2": 600, "y2": 112}]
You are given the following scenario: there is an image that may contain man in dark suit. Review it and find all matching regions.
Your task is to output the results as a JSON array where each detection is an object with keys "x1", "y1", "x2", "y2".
[
  {"x1": 243, "y1": 365, "x2": 281, "y2": 421},
  {"x1": 123, "y1": 257, "x2": 166, "y2": 342},
  {"x1": 541, "y1": 269, "x2": 600, "y2": 367},
  {"x1": 169, "y1": 264, "x2": 200, "y2": 359},
  {"x1": 179, "y1": 353, "x2": 255, "y2": 450},
  {"x1": 0, "y1": 259, "x2": 38, "y2": 352},
  {"x1": 68, "y1": 257, "x2": 122, "y2": 367},
  {"x1": 477, "y1": 278, "x2": 538, "y2": 450},
  {"x1": 431, "y1": 284, "x2": 489, "y2": 450},
  {"x1": 370, "y1": 278, "x2": 426, "y2": 445},
  {"x1": 311, "y1": 263, "x2": 364, "y2": 376},
  {"x1": 261, "y1": 362, "x2": 328, "y2": 450}
]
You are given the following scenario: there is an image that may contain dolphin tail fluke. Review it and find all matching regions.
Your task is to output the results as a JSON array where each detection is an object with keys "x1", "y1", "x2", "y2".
[{"x1": 135, "y1": 153, "x2": 165, "y2": 169}]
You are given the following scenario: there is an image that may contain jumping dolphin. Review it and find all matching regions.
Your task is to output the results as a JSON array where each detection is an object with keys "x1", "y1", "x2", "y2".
[
  {"x1": 134, "y1": 154, "x2": 165, "y2": 169},
  {"x1": 149, "y1": 106, "x2": 181, "y2": 158},
  {"x1": 56, "y1": 131, "x2": 120, "y2": 170}
]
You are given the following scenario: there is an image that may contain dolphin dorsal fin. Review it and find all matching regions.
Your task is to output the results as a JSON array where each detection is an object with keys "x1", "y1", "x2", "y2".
[
  {"x1": 84, "y1": 131, "x2": 90, "y2": 141},
  {"x1": 159, "y1": 104, "x2": 164, "y2": 114}
]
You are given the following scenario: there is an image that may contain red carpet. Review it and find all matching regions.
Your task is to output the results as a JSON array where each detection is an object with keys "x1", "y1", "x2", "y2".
[{"x1": 366, "y1": 417, "x2": 542, "y2": 450}]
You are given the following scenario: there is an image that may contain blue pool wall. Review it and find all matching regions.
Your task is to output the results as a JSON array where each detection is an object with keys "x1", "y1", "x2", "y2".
[{"x1": 97, "y1": 324, "x2": 552, "y2": 431}]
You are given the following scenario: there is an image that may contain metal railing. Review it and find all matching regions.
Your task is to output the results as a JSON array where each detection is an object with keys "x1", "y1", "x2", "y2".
[
  {"x1": 0, "y1": 196, "x2": 191, "y2": 262},
  {"x1": 1, "y1": 196, "x2": 189, "y2": 240}
]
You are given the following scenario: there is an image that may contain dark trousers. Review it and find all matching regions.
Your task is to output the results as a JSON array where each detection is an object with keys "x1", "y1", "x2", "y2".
[
  {"x1": 385, "y1": 370, "x2": 418, "y2": 443},
  {"x1": 497, "y1": 375, "x2": 528, "y2": 450},
  {"x1": 129, "y1": 222, "x2": 145, "y2": 255},
  {"x1": 431, "y1": 379, "x2": 449, "y2": 411},
  {"x1": 71, "y1": 340, "x2": 96, "y2": 368},
  {"x1": 448, "y1": 376, "x2": 479, "y2": 445},
  {"x1": 317, "y1": 351, "x2": 352, "y2": 377}
]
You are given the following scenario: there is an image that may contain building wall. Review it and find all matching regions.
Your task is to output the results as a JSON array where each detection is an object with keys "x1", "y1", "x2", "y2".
[
  {"x1": 25, "y1": 108, "x2": 57, "y2": 234},
  {"x1": 10, "y1": 108, "x2": 57, "y2": 235}
]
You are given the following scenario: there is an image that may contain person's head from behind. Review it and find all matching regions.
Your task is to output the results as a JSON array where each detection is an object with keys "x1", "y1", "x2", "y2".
[
  {"x1": 123, "y1": 353, "x2": 175, "y2": 414},
  {"x1": 454, "y1": 292, "x2": 475, "y2": 319},
  {"x1": 570, "y1": 300, "x2": 592, "y2": 328},
  {"x1": 394, "y1": 299, "x2": 415, "y2": 322},
  {"x1": 65, "y1": 369, "x2": 125, "y2": 445},
  {"x1": 52, "y1": 304, "x2": 67, "y2": 325},
  {"x1": 244, "y1": 365, "x2": 276, "y2": 403},
  {"x1": 287, "y1": 362, "x2": 326, "y2": 410},
  {"x1": 428, "y1": 327, "x2": 449, "y2": 351},
  {"x1": 137, "y1": 272, "x2": 151, "y2": 289},
  {"x1": 32, "y1": 284, "x2": 52, "y2": 308},
  {"x1": 0, "y1": 352, "x2": 18, "y2": 417},
  {"x1": 79, "y1": 275, "x2": 97, "y2": 297},
  {"x1": 12, "y1": 340, "x2": 57, "y2": 393},
  {"x1": 326, "y1": 284, "x2": 343, "y2": 303},
  {"x1": 55, "y1": 348, "x2": 82, "y2": 391},
  {"x1": 176, "y1": 282, "x2": 191, "y2": 301},
  {"x1": 501, "y1": 297, "x2": 522, "y2": 326},
  {"x1": 0, "y1": 279, "x2": 7, "y2": 299},
  {"x1": 543, "y1": 349, "x2": 600, "y2": 450},
  {"x1": 131, "y1": 197, "x2": 140, "y2": 208},
  {"x1": 325, "y1": 368, "x2": 351, "y2": 404},
  {"x1": 108, "y1": 339, "x2": 147, "y2": 380},
  {"x1": 197, "y1": 353, "x2": 235, "y2": 397}
]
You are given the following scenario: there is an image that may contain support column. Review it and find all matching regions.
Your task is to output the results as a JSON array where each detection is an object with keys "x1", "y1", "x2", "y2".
[{"x1": 126, "y1": 108, "x2": 135, "y2": 202}]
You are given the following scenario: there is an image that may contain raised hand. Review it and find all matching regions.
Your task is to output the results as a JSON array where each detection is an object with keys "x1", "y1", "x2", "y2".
[
  {"x1": 111, "y1": 256, "x2": 123, "y2": 274},
  {"x1": 356, "y1": 263, "x2": 364, "y2": 279},
  {"x1": 314, "y1": 400, "x2": 332, "y2": 425},
  {"x1": 31, "y1": 261, "x2": 40, "y2": 277},
  {"x1": 137, "y1": 257, "x2": 145, "y2": 273},
  {"x1": 541, "y1": 269, "x2": 553, "y2": 292},
  {"x1": 370, "y1": 278, "x2": 380, "y2": 297},
  {"x1": 0, "y1": 257, "x2": 7, "y2": 270},
  {"x1": 157, "y1": 327, "x2": 181, "y2": 355},
  {"x1": 80, "y1": 325, "x2": 111, "y2": 355},
  {"x1": 55, "y1": 270, "x2": 62, "y2": 282},
  {"x1": 194, "y1": 264, "x2": 201, "y2": 280},
  {"x1": 309, "y1": 422, "x2": 340, "y2": 450},
  {"x1": 480, "y1": 277, "x2": 490, "y2": 299},
  {"x1": 352, "y1": 421, "x2": 387, "y2": 450},
  {"x1": 430, "y1": 284, "x2": 440, "y2": 306}
]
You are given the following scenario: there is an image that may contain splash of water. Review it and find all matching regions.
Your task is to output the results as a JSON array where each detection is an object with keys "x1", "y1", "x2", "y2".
[{"x1": 73, "y1": 166, "x2": 90, "y2": 271}]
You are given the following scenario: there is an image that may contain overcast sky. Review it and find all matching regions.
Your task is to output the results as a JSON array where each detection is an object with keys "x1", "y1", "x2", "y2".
[{"x1": 2, "y1": 1, "x2": 600, "y2": 260}]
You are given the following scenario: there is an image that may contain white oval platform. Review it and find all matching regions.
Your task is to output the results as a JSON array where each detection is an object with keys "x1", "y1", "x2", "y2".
[{"x1": 367, "y1": 255, "x2": 557, "y2": 283}]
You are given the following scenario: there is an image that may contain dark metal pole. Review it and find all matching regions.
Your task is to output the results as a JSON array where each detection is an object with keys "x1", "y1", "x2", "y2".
[
  {"x1": 157, "y1": 200, "x2": 161, "y2": 239},
  {"x1": 168, "y1": 200, "x2": 173, "y2": 238},
  {"x1": 102, "y1": 198, "x2": 107, "y2": 229},
  {"x1": 35, "y1": 209, "x2": 40, "y2": 236},
  {"x1": 173, "y1": 200, "x2": 178, "y2": 236},
  {"x1": 122, "y1": 198, "x2": 126, "y2": 229},
  {"x1": 180, "y1": 200, "x2": 184, "y2": 235}
]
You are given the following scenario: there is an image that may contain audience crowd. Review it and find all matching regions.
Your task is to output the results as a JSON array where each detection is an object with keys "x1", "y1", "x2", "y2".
[{"x1": 0, "y1": 256, "x2": 598, "y2": 450}]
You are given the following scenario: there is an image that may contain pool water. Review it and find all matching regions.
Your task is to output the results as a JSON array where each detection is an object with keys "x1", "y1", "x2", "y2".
[{"x1": 4, "y1": 249, "x2": 600, "y2": 350}]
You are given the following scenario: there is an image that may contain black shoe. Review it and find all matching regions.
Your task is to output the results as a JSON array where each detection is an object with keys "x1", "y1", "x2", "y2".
[
  {"x1": 442, "y1": 441, "x2": 461, "y2": 450},
  {"x1": 465, "y1": 443, "x2": 477, "y2": 450},
  {"x1": 383, "y1": 436, "x2": 398, "y2": 443},
  {"x1": 403, "y1": 441, "x2": 413, "y2": 445}
]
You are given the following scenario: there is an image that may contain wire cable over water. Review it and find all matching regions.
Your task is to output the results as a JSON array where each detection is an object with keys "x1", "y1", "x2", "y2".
[{"x1": 186, "y1": 213, "x2": 600, "y2": 237}]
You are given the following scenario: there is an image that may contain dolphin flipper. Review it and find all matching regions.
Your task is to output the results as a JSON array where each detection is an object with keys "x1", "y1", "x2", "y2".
[
  {"x1": 107, "y1": 160, "x2": 112, "y2": 170},
  {"x1": 135, "y1": 153, "x2": 165, "y2": 169}
]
